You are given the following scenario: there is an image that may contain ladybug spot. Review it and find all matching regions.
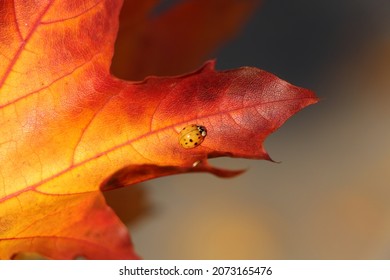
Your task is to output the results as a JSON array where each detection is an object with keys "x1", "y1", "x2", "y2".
[
  {"x1": 194, "y1": 142, "x2": 198, "y2": 145},
  {"x1": 185, "y1": 142, "x2": 188, "y2": 145},
  {"x1": 190, "y1": 139, "x2": 193, "y2": 142},
  {"x1": 198, "y1": 136, "x2": 201, "y2": 139},
  {"x1": 196, "y1": 133, "x2": 199, "y2": 136}
]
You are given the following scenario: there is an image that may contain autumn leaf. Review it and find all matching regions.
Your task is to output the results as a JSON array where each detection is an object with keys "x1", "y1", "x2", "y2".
[
  {"x1": 0, "y1": 0, "x2": 318, "y2": 259},
  {"x1": 112, "y1": 0, "x2": 261, "y2": 80}
]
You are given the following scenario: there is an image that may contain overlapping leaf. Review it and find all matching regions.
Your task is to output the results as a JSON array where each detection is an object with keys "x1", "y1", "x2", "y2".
[
  {"x1": 0, "y1": 0, "x2": 317, "y2": 259},
  {"x1": 112, "y1": 0, "x2": 261, "y2": 80}
]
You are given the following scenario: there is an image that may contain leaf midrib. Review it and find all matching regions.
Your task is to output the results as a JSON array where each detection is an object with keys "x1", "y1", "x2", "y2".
[{"x1": 0, "y1": 95, "x2": 313, "y2": 203}]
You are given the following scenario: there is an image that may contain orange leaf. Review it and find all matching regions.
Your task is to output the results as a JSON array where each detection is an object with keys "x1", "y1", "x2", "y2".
[
  {"x1": 0, "y1": 0, "x2": 317, "y2": 259},
  {"x1": 112, "y1": 0, "x2": 261, "y2": 80},
  {"x1": 1, "y1": 192, "x2": 138, "y2": 259}
]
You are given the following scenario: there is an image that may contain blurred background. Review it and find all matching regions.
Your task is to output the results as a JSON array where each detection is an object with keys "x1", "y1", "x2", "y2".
[{"x1": 106, "y1": 0, "x2": 390, "y2": 259}]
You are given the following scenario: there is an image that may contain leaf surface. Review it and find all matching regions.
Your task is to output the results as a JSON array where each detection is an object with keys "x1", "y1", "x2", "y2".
[{"x1": 0, "y1": 0, "x2": 317, "y2": 259}]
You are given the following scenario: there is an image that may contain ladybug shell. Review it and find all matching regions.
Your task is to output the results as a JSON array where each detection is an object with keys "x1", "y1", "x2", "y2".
[{"x1": 179, "y1": 124, "x2": 207, "y2": 149}]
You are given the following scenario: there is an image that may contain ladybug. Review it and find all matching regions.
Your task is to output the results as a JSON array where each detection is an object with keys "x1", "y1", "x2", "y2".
[{"x1": 179, "y1": 124, "x2": 207, "y2": 149}]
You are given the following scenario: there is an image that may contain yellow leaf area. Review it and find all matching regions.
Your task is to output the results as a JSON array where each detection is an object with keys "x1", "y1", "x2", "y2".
[{"x1": 0, "y1": 0, "x2": 139, "y2": 259}]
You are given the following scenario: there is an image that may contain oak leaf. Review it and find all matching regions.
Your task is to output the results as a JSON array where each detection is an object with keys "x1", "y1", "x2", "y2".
[{"x1": 0, "y1": 0, "x2": 318, "y2": 259}]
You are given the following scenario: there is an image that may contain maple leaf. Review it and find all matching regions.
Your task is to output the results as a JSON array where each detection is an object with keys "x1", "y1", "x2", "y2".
[{"x1": 0, "y1": 0, "x2": 318, "y2": 259}]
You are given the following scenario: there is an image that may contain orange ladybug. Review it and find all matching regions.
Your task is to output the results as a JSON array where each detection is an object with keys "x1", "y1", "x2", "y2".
[{"x1": 179, "y1": 124, "x2": 207, "y2": 149}]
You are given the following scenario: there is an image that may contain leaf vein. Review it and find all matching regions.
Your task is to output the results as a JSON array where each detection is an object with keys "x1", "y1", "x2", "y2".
[
  {"x1": 0, "y1": 53, "x2": 100, "y2": 110},
  {"x1": 0, "y1": 96, "x2": 313, "y2": 202},
  {"x1": 0, "y1": 0, "x2": 54, "y2": 90},
  {"x1": 40, "y1": 0, "x2": 104, "y2": 25}
]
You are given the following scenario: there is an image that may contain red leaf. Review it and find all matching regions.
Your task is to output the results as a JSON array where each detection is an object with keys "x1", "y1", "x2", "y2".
[{"x1": 0, "y1": 0, "x2": 317, "y2": 259}]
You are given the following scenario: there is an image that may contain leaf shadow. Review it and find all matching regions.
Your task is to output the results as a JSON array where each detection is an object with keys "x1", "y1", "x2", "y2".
[{"x1": 103, "y1": 183, "x2": 154, "y2": 227}]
